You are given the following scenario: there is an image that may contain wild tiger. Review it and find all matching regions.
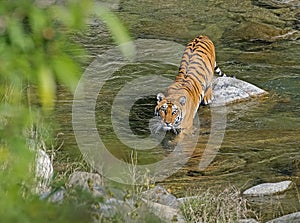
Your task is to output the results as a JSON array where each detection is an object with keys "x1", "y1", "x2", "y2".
[{"x1": 154, "y1": 35, "x2": 225, "y2": 133}]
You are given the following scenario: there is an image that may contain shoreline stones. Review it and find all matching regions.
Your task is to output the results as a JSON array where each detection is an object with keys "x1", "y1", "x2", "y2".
[
  {"x1": 243, "y1": 180, "x2": 292, "y2": 196},
  {"x1": 44, "y1": 171, "x2": 298, "y2": 223}
]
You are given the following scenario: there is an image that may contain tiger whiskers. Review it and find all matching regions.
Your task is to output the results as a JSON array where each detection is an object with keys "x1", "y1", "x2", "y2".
[
  {"x1": 149, "y1": 117, "x2": 181, "y2": 135},
  {"x1": 149, "y1": 117, "x2": 164, "y2": 135}
]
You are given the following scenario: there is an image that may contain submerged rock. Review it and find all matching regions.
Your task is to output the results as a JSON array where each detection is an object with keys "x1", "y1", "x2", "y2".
[
  {"x1": 224, "y1": 22, "x2": 287, "y2": 42},
  {"x1": 266, "y1": 212, "x2": 300, "y2": 223},
  {"x1": 243, "y1": 180, "x2": 292, "y2": 196},
  {"x1": 212, "y1": 76, "x2": 267, "y2": 106}
]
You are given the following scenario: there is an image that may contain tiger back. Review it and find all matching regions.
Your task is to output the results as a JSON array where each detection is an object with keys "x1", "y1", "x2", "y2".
[{"x1": 154, "y1": 35, "x2": 216, "y2": 133}]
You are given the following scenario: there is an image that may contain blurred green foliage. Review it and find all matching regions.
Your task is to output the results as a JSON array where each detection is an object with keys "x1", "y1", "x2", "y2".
[
  {"x1": 0, "y1": 0, "x2": 133, "y2": 222},
  {"x1": 0, "y1": 0, "x2": 89, "y2": 109}
]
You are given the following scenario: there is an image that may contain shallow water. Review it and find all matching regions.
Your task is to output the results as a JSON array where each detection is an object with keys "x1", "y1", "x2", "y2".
[{"x1": 56, "y1": 0, "x2": 300, "y2": 221}]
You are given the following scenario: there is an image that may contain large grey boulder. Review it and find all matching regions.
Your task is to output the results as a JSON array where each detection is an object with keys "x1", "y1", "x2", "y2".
[{"x1": 212, "y1": 76, "x2": 267, "y2": 106}]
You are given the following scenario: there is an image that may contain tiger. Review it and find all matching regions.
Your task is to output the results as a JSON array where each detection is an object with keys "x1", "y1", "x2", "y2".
[{"x1": 154, "y1": 35, "x2": 225, "y2": 134}]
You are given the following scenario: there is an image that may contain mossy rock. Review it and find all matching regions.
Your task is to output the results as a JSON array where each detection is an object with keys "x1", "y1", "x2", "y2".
[{"x1": 223, "y1": 21, "x2": 287, "y2": 42}]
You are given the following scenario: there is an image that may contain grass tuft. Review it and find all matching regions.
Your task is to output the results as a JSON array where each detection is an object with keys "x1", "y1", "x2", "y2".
[{"x1": 180, "y1": 186, "x2": 257, "y2": 223}]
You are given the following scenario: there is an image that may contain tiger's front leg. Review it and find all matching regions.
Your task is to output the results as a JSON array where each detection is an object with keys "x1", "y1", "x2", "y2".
[{"x1": 203, "y1": 86, "x2": 213, "y2": 105}]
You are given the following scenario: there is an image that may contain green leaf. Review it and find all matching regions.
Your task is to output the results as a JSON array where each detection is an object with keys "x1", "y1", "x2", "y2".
[
  {"x1": 52, "y1": 55, "x2": 81, "y2": 93},
  {"x1": 7, "y1": 18, "x2": 34, "y2": 52},
  {"x1": 29, "y1": 6, "x2": 47, "y2": 35},
  {"x1": 37, "y1": 66, "x2": 56, "y2": 110}
]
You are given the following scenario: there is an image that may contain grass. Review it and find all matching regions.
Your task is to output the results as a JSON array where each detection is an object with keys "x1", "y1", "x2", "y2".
[
  {"x1": 247, "y1": 182, "x2": 300, "y2": 222},
  {"x1": 179, "y1": 186, "x2": 258, "y2": 223}
]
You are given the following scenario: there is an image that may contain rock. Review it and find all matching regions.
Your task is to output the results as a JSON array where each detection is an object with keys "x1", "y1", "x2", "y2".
[
  {"x1": 252, "y1": 0, "x2": 300, "y2": 9},
  {"x1": 142, "y1": 185, "x2": 179, "y2": 209},
  {"x1": 68, "y1": 171, "x2": 102, "y2": 188},
  {"x1": 212, "y1": 76, "x2": 267, "y2": 106},
  {"x1": 239, "y1": 219, "x2": 260, "y2": 223},
  {"x1": 223, "y1": 22, "x2": 287, "y2": 42},
  {"x1": 68, "y1": 171, "x2": 105, "y2": 197},
  {"x1": 47, "y1": 188, "x2": 65, "y2": 203},
  {"x1": 141, "y1": 185, "x2": 186, "y2": 222},
  {"x1": 142, "y1": 199, "x2": 186, "y2": 223},
  {"x1": 177, "y1": 195, "x2": 199, "y2": 204},
  {"x1": 35, "y1": 149, "x2": 53, "y2": 194},
  {"x1": 243, "y1": 180, "x2": 292, "y2": 196},
  {"x1": 67, "y1": 172, "x2": 135, "y2": 221},
  {"x1": 266, "y1": 212, "x2": 300, "y2": 223},
  {"x1": 95, "y1": 198, "x2": 125, "y2": 218}
]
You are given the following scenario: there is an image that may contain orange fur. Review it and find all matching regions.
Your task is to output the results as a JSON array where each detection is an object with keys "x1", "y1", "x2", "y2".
[{"x1": 155, "y1": 35, "x2": 216, "y2": 132}]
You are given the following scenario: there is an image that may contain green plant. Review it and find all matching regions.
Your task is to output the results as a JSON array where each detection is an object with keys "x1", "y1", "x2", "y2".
[{"x1": 0, "y1": 0, "x2": 133, "y2": 222}]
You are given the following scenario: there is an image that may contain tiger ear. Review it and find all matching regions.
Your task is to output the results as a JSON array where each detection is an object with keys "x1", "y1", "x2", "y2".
[
  {"x1": 179, "y1": 96, "x2": 186, "y2": 106},
  {"x1": 157, "y1": 93, "x2": 165, "y2": 104}
]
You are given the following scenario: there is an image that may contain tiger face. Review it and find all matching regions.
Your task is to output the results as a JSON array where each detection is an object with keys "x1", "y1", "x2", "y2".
[{"x1": 154, "y1": 93, "x2": 186, "y2": 132}]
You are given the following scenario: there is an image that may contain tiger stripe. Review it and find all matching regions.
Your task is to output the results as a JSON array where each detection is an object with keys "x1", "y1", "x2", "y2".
[
  {"x1": 214, "y1": 62, "x2": 226, "y2": 77},
  {"x1": 155, "y1": 35, "x2": 226, "y2": 132},
  {"x1": 173, "y1": 35, "x2": 215, "y2": 105}
]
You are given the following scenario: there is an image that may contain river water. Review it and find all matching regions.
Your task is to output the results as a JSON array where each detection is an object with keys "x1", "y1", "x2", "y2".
[{"x1": 55, "y1": 0, "x2": 300, "y2": 221}]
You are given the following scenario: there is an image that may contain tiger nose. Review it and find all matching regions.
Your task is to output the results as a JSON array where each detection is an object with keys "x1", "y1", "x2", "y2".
[{"x1": 165, "y1": 122, "x2": 171, "y2": 126}]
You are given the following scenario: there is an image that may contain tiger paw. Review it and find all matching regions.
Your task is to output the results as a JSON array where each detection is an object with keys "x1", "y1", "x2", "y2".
[{"x1": 203, "y1": 95, "x2": 214, "y2": 105}]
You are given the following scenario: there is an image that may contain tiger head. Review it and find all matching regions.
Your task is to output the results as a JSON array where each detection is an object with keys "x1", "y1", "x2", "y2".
[{"x1": 154, "y1": 93, "x2": 186, "y2": 133}]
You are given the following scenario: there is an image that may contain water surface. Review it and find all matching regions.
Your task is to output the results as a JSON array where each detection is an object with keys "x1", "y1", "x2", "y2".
[{"x1": 56, "y1": 0, "x2": 300, "y2": 220}]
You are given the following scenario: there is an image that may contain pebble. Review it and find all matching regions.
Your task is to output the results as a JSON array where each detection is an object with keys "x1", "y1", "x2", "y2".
[{"x1": 243, "y1": 180, "x2": 292, "y2": 196}]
